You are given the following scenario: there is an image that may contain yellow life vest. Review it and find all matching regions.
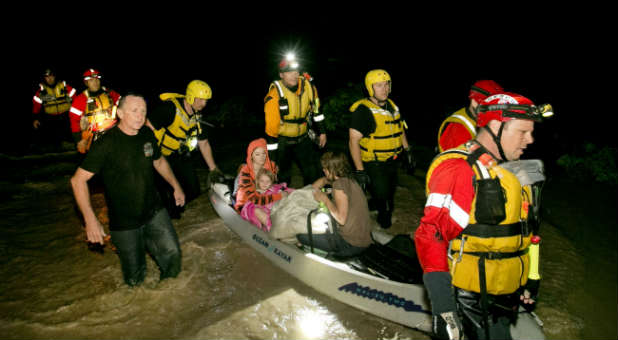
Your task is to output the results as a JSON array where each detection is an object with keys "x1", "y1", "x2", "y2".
[
  {"x1": 349, "y1": 98, "x2": 403, "y2": 162},
  {"x1": 270, "y1": 78, "x2": 315, "y2": 137},
  {"x1": 427, "y1": 142, "x2": 533, "y2": 295},
  {"x1": 437, "y1": 107, "x2": 477, "y2": 152},
  {"x1": 85, "y1": 90, "x2": 116, "y2": 132},
  {"x1": 154, "y1": 93, "x2": 202, "y2": 156},
  {"x1": 39, "y1": 82, "x2": 71, "y2": 115}
]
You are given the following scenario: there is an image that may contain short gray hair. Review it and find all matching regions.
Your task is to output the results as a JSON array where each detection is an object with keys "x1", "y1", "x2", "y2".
[{"x1": 117, "y1": 92, "x2": 146, "y2": 109}]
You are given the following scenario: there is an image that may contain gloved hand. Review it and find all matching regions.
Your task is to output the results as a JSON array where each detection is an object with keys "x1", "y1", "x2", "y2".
[
  {"x1": 353, "y1": 170, "x2": 370, "y2": 192},
  {"x1": 207, "y1": 168, "x2": 225, "y2": 185},
  {"x1": 402, "y1": 147, "x2": 416, "y2": 175},
  {"x1": 424, "y1": 272, "x2": 464, "y2": 340}
]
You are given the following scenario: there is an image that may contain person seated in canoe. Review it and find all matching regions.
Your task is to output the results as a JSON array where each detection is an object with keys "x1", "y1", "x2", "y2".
[
  {"x1": 235, "y1": 138, "x2": 290, "y2": 224},
  {"x1": 241, "y1": 167, "x2": 294, "y2": 231},
  {"x1": 296, "y1": 152, "x2": 373, "y2": 258}
]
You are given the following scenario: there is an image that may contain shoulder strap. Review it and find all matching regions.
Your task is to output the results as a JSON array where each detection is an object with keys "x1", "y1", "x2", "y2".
[
  {"x1": 349, "y1": 98, "x2": 375, "y2": 112},
  {"x1": 386, "y1": 98, "x2": 399, "y2": 112}
]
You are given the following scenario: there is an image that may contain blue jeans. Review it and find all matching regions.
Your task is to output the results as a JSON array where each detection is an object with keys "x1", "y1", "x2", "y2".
[{"x1": 110, "y1": 209, "x2": 182, "y2": 286}]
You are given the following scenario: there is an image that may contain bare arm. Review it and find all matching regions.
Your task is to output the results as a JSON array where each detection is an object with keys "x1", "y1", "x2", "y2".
[
  {"x1": 311, "y1": 176, "x2": 329, "y2": 191},
  {"x1": 197, "y1": 139, "x2": 217, "y2": 171},
  {"x1": 348, "y1": 128, "x2": 364, "y2": 171},
  {"x1": 401, "y1": 128, "x2": 410, "y2": 149},
  {"x1": 153, "y1": 156, "x2": 185, "y2": 207},
  {"x1": 70, "y1": 167, "x2": 105, "y2": 244}
]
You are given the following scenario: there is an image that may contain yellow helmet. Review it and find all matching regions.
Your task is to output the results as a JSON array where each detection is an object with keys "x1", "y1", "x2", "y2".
[
  {"x1": 365, "y1": 69, "x2": 391, "y2": 97},
  {"x1": 186, "y1": 80, "x2": 212, "y2": 104}
]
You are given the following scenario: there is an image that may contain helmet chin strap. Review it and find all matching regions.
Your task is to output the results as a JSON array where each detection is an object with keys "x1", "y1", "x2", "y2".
[{"x1": 482, "y1": 123, "x2": 508, "y2": 162}]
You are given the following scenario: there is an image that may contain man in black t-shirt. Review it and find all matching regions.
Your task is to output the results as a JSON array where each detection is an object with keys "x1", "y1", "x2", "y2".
[{"x1": 71, "y1": 94, "x2": 185, "y2": 286}]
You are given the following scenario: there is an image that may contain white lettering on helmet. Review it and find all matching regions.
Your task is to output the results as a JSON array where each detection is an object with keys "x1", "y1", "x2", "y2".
[{"x1": 485, "y1": 94, "x2": 518, "y2": 104}]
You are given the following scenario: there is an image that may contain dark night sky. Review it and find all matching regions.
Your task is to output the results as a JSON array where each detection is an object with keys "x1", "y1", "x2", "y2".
[{"x1": 6, "y1": 9, "x2": 610, "y2": 158}]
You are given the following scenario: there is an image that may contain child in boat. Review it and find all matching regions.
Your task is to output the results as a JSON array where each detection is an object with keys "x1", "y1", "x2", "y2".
[
  {"x1": 240, "y1": 168, "x2": 293, "y2": 231},
  {"x1": 235, "y1": 138, "x2": 284, "y2": 214}
]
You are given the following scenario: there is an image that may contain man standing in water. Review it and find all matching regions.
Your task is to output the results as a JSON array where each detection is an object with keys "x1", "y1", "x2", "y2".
[
  {"x1": 415, "y1": 92, "x2": 549, "y2": 339},
  {"x1": 71, "y1": 94, "x2": 184, "y2": 286}
]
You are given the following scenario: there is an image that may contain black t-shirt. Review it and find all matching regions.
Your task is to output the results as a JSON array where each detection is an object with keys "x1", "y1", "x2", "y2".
[
  {"x1": 149, "y1": 101, "x2": 208, "y2": 141},
  {"x1": 349, "y1": 104, "x2": 375, "y2": 137},
  {"x1": 349, "y1": 100, "x2": 398, "y2": 137},
  {"x1": 80, "y1": 125, "x2": 163, "y2": 230}
]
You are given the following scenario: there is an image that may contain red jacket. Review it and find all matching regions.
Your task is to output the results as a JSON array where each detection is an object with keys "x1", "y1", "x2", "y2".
[
  {"x1": 69, "y1": 88, "x2": 121, "y2": 133},
  {"x1": 439, "y1": 123, "x2": 474, "y2": 152},
  {"x1": 414, "y1": 158, "x2": 475, "y2": 273}
]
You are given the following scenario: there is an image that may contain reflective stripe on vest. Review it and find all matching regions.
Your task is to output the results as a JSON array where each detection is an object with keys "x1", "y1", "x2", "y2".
[{"x1": 437, "y1": 107, "x2": 477, "y2": 152}]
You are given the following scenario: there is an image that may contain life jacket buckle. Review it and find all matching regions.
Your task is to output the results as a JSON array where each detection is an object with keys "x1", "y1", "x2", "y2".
[
  {"x1": 448, "y1": 236, "x2": 466, "y2": 264},
  {"x1": 455, "y1": 236, "x2": 466, "y2": 263}
]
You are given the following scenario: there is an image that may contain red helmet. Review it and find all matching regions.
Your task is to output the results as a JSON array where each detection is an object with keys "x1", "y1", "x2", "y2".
[
  {"x1": 469, "y1": 80, "x2": 503, "y2": 104},
  {"x1": 476, "y1": 92, "x2": 543, "y2": 128},
  {"x1": 83, "y1": 69, "x2": 102, "y2": 80}
]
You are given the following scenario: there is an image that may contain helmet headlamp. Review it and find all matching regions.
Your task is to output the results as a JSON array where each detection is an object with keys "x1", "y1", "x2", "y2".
[{"x1": 279, "y1": 52, "x2": 300, "y2": 72}]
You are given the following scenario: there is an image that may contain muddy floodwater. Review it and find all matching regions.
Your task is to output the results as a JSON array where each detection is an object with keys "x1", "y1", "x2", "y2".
[{"x1": 0, "y1": 151, "x2": 616, "y2": 339}]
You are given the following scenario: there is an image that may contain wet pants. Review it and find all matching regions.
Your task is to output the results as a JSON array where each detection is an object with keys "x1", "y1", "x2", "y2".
[
  {"x1": 364, "y1": 159, "x2": 399, "y2": 228},
  {"x1": 275, "y1": 135, "x2": 321, "y2": 187},
  {"x1": 110, "y1": 209, "x2": 182, "y2": 286},
  {"x1": 297, "y1": 229, "x2": 367, "y2": 258},
  {"x1": 157, "y1": 152, "x2": 201, "y2": 218},
  {"x1": 455, "y1": 288, "x2": 519, "y2": 340}
]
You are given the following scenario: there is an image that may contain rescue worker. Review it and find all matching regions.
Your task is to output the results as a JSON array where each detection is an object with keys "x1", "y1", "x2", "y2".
[
  {"x1": 264, "y1": 53, "x2": 326, "y2": 186},
  {"x1": 415, "y1": 92, "x2": 550, "y2": 339},
  {"x1": 69, "y1": 69, "x2": 121, "y2": 153},
  {"x1": 31, "y1": 68, "x2": 76, "y2": 152},
  {"x1": 147, "y1": 79, "x2": 223, "y2": 219},
  {"x1": 437, "y1": 80, "x2": 504, "y2": 153},
  {"x1": 349, "y1": 69, "x2": 414, "y2": 229}
]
